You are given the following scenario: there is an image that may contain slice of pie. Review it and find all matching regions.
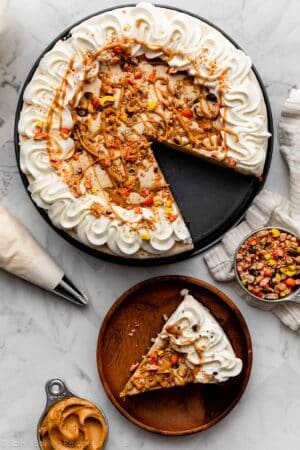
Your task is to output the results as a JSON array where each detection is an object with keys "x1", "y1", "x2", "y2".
[
  {"x1": 120, "y1": 289, "x2": 243, "y2": 397},
  {"x1": 19, "y1": 3, "x2": 270, "y2": 258}
]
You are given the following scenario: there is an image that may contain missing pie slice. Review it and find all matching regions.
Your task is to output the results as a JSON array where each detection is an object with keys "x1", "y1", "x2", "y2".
[{"x1": 120, "y1": 289, "x2": 243, "y2": 397}]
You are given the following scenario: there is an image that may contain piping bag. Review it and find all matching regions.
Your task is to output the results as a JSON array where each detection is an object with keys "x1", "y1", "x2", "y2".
[{"x1": 0, "y1": 205, "x2": 88, "y2": 306}]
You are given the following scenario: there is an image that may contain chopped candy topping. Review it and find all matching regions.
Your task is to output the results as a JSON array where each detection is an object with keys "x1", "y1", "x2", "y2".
[
  {"x1": 134, "y1": 71, "x2": 143, "y2": 79},
  {"x1": 285, "y1": 278, "x2": 296, "y2": 288},
  {"x1": 101, "y1": 157, "x2": 111, "y2": 167},
  {"x1": 148, "y1": 71, "x2": 156, "y2": 83},
  {"x1": 33, "y1": 40, "x2": 233, "y2": 254},
  {"x1": 99, "y1": 95, "x2": 115, "y2": 106},
  {"x1": 84, "y1": 179, "x2": 92, "y2": 189},
  {"x1": 34, "y1": 130, "x2": 48, "y2": 140},
  {"x1": 125, "y1": 176, "x2": 136, "y2": 186},
  {"x1": 113, "y1": 46, "x2": 123, "y2": 55},
  {"x1": 171, "y1": 354, "x2": 179, "y2": 366},
  {"x1": 142, "y1": 194, "x2": 154, "y2": 207},
  {"x1": 61, "y1": 128, "x2": 72, "y2": 138},
  {"x1": 164, "y1": 207, "x2": 173, "y2": 215},
  {"x1": 147, "y1": 100, "x2": 157, "y2": 112},
  {"x1": 140, "y1": 232, "x2": 151, "y2": 240},
  {"x1": 90, "y1": 202, "x2": 102, "y2": 218},
  {"x1": 119, "y1": 187, "x2": 131, "y2": 197},
  {"x1": 120, "y1": 112, "x2": 128, "y2": 123},
  {"x1": 180, "y1": 108, "x2": 193, "y2": 119},
  {"x1": 92, "y1": 97, "x2": 100, "y2": 108},
  {"x1": 271, "y1": 228, "x2": 281, "y2": 237}
]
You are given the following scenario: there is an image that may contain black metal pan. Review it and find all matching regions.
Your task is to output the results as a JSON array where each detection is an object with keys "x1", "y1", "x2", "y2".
[{"x1": 14, "y1": 4, "x2": 273, "y2": 266}]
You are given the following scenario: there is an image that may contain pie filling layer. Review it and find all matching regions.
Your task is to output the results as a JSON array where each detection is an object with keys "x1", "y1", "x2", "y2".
[
  {"x1": 121, "y1": 289, "x2": 243, "y2": 397},
  {"x1": 19, "y1": 3, "x2": 270, "y2": 257}
]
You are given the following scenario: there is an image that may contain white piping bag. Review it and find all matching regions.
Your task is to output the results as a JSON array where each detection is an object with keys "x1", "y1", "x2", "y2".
[{"x1": 0, "y1": 205, "x2": 88, "y2": 306}]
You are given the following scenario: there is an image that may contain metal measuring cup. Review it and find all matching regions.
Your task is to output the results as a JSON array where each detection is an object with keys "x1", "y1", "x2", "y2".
[
  {"x1": 234, "y1": 227, "x2": 300, "y2": 309},
  {"x1": 37, "y1": 378, "x2": 108, "y2": 449}
]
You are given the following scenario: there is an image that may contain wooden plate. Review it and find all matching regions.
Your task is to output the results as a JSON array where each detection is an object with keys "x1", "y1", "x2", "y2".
[{"x1": 97, "y1": 275, "x2": 252, "y2": 435}]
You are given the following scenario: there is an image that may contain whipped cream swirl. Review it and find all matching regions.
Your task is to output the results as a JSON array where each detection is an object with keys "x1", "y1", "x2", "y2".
[{"x1": 161, "y1": 289, "x2": 243, "y2": 383}]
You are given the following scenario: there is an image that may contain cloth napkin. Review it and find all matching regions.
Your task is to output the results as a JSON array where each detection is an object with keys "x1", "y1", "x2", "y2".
[{"x1": 204, "y1": 88, "x2": 300, "y2": 332}]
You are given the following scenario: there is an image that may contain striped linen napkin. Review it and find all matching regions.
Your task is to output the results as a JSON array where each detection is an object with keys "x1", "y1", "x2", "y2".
[{"x1": 204, "y1": 89, "x2": 300, "y2": 332}]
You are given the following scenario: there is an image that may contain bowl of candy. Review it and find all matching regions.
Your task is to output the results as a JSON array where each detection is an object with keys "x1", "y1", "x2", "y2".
[{"x1": 234, "y1": 227, "x2": 300, "y2": 306}]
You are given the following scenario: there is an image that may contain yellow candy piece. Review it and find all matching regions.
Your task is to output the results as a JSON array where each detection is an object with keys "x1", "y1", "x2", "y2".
[
  {"x1": 147, "y1": 100, "x2": 157, "y2": 112},
  {"x1": 125, "y1": 177, "x2": 136, "y2": 186},
  {"x1": 268, "y1": 259, "x2": 276, "y2": 266},
  {"x1": 120, "y1": 112, "x2": 128, "y2": 123},
  {"x1": 264, "y1": 253, "x2": 271, "y2": 260},
  {"x1": 154, "y1": 200, "x2": 162, "y2": 207},
  {"x1": 91, "y1": 188, "x2": 98, "y2": 194},
  {"x1": 271, "y1": 228, "x2": 281, "y2": 237},
  {"x1": 280, "y1": 291, "x2": 288, "y2": 298},
  {"x1": 35, "y1": 120, "x2": 44, "y2": 128},
  {"x1": 140, "y1": 232, "x2": 151, "y2": 240},
  {"x1": 100, "y1": 95, "x2": 115, "y2": 106},
  {"x1": 165, "y1": 199, "x2": 172, "y2": 207},
  {"x1": 286, "y1": 271, "x2": 296, "y2": 277},
  {"x1": 165, "y1": 207, "x2": 173, "y2": 215},
  {"x1": 275, "y1": 273, "x2": 281, "y2": 283},
  {"x1": 296, "y1": 247, "x2": 300, "y2": 253},
  {"x1": 280, "y1": 268, "x2": 295, "y2": 277},
  {"x1": 87, "y1": 116, "x2": 93, "y2": 131}
]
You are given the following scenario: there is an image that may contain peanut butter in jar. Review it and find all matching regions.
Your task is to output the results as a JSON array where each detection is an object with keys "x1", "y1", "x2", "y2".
[{"x1": 39, "y1": 396, "x2": 108, "y2": 450}]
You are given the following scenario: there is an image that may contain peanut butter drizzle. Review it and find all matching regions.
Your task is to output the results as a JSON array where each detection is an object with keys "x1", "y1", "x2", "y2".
[
  {"x1": 41, "y1": 34, "x2": 240, "y2": 212},
  {"x1": 126, "y1": 37, "x2": 237, "y2": 158},
  {"x1": 44, "y1": 58, "x2": 75, "y2": 162}
]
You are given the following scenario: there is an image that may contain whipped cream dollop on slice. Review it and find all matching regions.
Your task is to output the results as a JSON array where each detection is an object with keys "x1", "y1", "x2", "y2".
[{"x1": 161, "y1": 289, "x2": 243, "y2": 383}]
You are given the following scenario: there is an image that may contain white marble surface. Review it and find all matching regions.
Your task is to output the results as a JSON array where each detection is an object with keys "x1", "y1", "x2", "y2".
[{"x1": 0, "y1": 0, "x2": 299, "y2": 448}]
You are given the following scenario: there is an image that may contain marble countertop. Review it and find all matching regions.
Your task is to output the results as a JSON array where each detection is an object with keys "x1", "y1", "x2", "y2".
[{"x1": 0, "y1": 0, "x2": 299, "y2": 448}]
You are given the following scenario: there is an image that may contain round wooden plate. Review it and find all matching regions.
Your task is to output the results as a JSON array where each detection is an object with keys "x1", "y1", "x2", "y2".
[{"x1": 97, "y1": 275, "x2": 252, "y2": 435}]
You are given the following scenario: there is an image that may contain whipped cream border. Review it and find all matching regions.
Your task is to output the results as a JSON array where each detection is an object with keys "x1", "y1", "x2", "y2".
[{"x1": 18, "y1": 2, "x2": 270, "y2": 257}]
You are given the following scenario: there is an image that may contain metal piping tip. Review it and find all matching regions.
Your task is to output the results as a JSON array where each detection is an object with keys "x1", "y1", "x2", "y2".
[{"x1": 53, "y1": 275, "x2": 88, "y2": 306}]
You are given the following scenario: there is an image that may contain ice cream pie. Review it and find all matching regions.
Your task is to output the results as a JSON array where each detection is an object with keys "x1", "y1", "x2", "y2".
[
  {"x1": 120, "y1": 289, "x2": 243, "y2": 397},
  {"x1": 19, "y1": 3, "x2": 270, "y2": 258}
]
